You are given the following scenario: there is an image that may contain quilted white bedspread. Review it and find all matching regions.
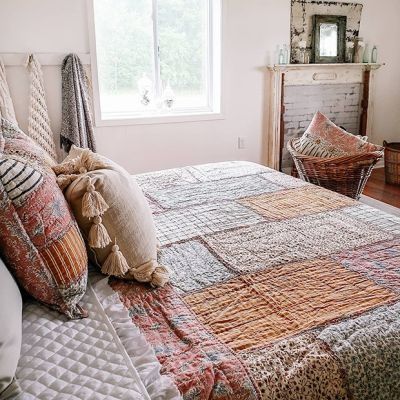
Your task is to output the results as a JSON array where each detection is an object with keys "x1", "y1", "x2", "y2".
[{"x1": 17, "y1": 277, "x2": 180, "y2": 400}]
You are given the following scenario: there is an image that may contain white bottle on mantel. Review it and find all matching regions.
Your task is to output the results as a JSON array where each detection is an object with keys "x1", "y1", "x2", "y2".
[
  {"x1": 371, "y1": 45, "x2": 378, "y2": 63},
  {"x1": 283, "y1": 45, "x2": 289, "y2": 64},
  {"x1": 363, "y1": 43, "x2": 370, "y2": 63},
  {"x1": 354, "y1": 38, "x2": 365, "y2": 63},
  {"x1": 278, "y1": 48, "x2": 285, "y2": 64}
]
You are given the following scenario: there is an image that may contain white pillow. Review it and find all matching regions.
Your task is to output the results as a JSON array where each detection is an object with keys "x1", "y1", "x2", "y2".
[{"x1": 0, "y1": 258, "x2": 22, "y2": 399}]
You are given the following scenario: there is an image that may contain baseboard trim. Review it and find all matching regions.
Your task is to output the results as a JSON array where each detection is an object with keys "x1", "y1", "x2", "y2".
[
  {"x1": 375, "y1": 158, "x2": 385, "y2": 169},
  {"x1": 360, "y1": 195, "x2": 400, "y2": 216}
]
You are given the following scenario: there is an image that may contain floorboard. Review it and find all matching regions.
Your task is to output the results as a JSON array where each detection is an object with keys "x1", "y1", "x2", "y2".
[{"x1": 363, "y1": 168, "x2": 400, "y2": 209}]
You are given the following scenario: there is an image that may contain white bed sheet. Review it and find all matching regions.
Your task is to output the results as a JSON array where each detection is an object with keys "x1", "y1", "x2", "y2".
[{"x1": 17, "y1": 277, "x2": 180, "y2": 400}]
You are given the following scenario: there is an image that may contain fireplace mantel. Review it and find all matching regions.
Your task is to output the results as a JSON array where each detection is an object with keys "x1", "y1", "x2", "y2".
[
  {"x1": 269, "y1": 63, "x2": 383, "y2": 71},
  {"x1": 266, "y1": 63, "x2": 384, "y2": 171}
]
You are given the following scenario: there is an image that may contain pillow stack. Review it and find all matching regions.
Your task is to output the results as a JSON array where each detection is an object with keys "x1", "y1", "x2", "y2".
[
  {"x1": 294, "y1": 111, "x2": 378, "y2": 158},
  {"x1": 53, "y1": 146, "x2": 169, "y2": 287},
  {"x1": 0, "y1": 118, "x2": 88, "y2": 319}
]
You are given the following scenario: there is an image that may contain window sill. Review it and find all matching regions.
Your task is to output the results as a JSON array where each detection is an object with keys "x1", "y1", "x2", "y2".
[{"x1": 94, "y1": 111, "x2": 225, "y2": 127}]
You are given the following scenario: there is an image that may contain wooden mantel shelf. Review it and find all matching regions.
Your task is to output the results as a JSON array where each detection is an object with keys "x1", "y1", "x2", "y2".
[
  {"x1": 265, "y1": 62, "x2": 384, "y2": 171},
  {"x1": 267, "y1": 63, "x2": 384, "y2": 71}
]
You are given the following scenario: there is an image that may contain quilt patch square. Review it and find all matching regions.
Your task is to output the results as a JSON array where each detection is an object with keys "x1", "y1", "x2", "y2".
[
  {"x1": 342, "y1": 204, "x2": 400, "y2": 236},
  {"x1": 147, "y1": 174, "x2": 283, "y2": 209},
  {"x1": 159, "y1": 240, "x2": 235, "y2": 294},
  {"x1": 240, "y1": 186, "x2": 354, "y2": 221},
  {"x1": 134, "y1": 167, "x2": 198, "y2": 192},
  {"x1": 203, "y1": 211, "x2": 393, "y2": 273},
  {"x1": 318, "y1": 301, "x2": 400, "y2": 400},
  {"x1": 334, "y1": 239, "x2": 400, "y2": 293},
  {"x1": 154, "y1": 201, "x2": 265, "y2": 246},
  {"x1": 189, "y1": 161, "x2": 270, "y2": 182},
  {"x1": 184, "y1": 259, "x2": 397, "y2": 351},
  {"x1": 260, "y1": 171, "x2": 309, "y2": 189},
  {"x1": 111, "y1": 281, "x2": 259, "y2": 400},
  {"x1": 239, "y1": 333, "x2": 349, "y2": 400}
]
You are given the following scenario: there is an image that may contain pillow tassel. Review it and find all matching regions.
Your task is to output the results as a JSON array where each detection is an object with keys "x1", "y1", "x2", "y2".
[
  {"x1": 88, "y1": 216, "x2": 111, "y2": 248},
  {"x1": 101, "y1": 243, "x2": 129, "y2": 277},
  {"x1": 132, "y1": 260, "x2": 157, "y2": 283},
  {"x1": 151, "y1": 265, "x2": 170, "y2": 288},
  {"x1": 82, "y1": 178, "x2": 109, "y2": 218},
  {"x1": 56, "y1": 174, "x2": 79, "y2": 191},
  {"x1": 130, "y1": 261, "x2": 170, "y2": 287},
  {"x1": 52, "y1": 148, "x2": 109, "y2": 176}
]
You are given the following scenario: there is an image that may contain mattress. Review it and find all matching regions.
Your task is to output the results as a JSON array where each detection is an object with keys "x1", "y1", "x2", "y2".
[
  {"x1": 17, "y1": 275, "x2": 180, "y2": 400},
  {"x1": 105, "y1": 161, "x2": 400, "y2": 400},
  {"x1": 16, "y1": 161, "x2": 400, "y2": 400}
]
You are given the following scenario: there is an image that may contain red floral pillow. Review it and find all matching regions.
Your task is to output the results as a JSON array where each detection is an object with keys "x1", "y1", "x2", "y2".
[
  {"x1": 296, "y1": 111, "x2": 378, "y2": 158},
  {"x1": 0, "y1": 118, "x2": 88, "y2": 319}
]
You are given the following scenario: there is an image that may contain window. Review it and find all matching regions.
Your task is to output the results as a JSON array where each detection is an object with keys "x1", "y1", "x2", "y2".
[{"x1": 90, "y1": 0, "x2": 221, "y2": 123}]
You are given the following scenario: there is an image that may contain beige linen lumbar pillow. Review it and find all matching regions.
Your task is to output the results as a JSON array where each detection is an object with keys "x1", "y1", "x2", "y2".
[{"x1": 53, "y1": 146, "x2": 169, "y2": 287}]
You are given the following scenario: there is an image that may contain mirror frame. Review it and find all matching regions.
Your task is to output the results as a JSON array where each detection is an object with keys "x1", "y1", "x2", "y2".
[{"x1": 312, "y1": 15, "x2": 347, "y2": 64}]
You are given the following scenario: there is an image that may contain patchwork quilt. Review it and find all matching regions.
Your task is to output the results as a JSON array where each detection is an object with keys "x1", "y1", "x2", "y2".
[{"x1": 111, "y1": 161, "x2": 400, "y2": 400}]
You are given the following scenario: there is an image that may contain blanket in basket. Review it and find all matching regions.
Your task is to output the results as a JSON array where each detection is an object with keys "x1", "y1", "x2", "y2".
[{"x1": 111, "y1": 161, "x2": 400, "y2": 400}]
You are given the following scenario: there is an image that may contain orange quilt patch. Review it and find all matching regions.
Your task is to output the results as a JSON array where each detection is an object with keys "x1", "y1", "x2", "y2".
[
  {"x1": 240, "y1": 186, "x2": 354, "y2": 221},
  {"x1": 184, "y1": 258, "x2": 397, "y2": 351}
]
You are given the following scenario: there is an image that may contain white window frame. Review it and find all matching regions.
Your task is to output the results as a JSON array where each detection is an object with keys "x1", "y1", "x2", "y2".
[{"x1": 87, "y1": 0, "x2": 224, "y2": 127}]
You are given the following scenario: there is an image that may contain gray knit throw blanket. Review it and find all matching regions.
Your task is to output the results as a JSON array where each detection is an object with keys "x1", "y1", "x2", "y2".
[{"x1": 60, "y1": 54, "x2": 96, "y2": 152}]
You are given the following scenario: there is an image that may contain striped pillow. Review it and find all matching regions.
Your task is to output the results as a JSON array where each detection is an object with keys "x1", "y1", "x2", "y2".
[
  {"x1": 0, "y1": 118, "x2": 88, "y2": 319},
  {"x1": 0, "y1": 158, "x2": 43, "y2": 202},
  {"x1": 296, "y1": 112, "x2": 378, "y2": 158}
]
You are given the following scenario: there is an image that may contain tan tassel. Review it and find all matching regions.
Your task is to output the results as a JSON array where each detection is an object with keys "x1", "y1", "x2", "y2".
[
  {"x1": 81, "y1": 149, "x2": 110, "y2": 171},
  {"x1": 133, "y1": 260, "x2": 157, "y2": 283},
  {"x1": 82, "y1": 178, "x2": 109, "y2": 218},
  {"x1": 53, "y1": 147, "x2": 110, "y2": 176},
  {"x1": 150, "y1": 265, "x2": 170, "y2": 288},
  {"x1": 101, "y1": 243, "x2": 129, "y2": 277},
  {"x1": 88, "y1": 216, "x2": 111, "y2": 248},
  {"x1": 56, "y1": 174, "x2": 79, "y2": 190},
  {"x1": 52, "y1": 154, "x2": 83, "y2": 176}
]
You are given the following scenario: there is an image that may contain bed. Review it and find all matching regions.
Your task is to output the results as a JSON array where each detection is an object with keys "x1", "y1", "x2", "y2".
[{"x1": 17, "y1": 161, "x2": 400, "y2": 399}]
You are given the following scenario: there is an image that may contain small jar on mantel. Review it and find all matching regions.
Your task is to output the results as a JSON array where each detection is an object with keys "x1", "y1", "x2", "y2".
[
  {"x1": 371, "y1": 45, "x2": 378, "y2": 64},
  {"x1": 353, "y1": 37, "x2": 365, "y2": 63},
  {"x1": 363, "y1": 43, "x2": 371, "y2": 63},
  {"x1": 304, "y1": 50, "x2": 311, "y2": 64},
  {"x1": 298, "y1": 40, "x2": 307, "y2": 64},
  {"x1": 346, "y1": 41, "x2": 355, "y2": 63}
]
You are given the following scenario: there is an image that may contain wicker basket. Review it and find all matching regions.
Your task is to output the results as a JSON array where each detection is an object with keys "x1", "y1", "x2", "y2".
[
  {"x1": 287, "y1": 138, "x2": 384, "y2": 200},
  {"x1": 383, "y1": 141, "x2": 400, "y2": 185}
]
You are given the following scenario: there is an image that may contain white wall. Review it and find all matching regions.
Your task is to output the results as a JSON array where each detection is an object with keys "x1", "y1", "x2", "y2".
[
  {"x1": 0, "y1": 0, "x2": 89, "y2": 150},
  {"x1": 358, "y1": 0, "x2": 400, "y2": 145},
  {"x1": 0, "y1": 0, "x2": 398, "y2": 173}
]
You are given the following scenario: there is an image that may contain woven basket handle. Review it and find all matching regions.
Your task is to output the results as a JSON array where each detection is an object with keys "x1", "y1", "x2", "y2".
[{"x1": 383, "y1": 140, "x2": 388, "y2": 147}]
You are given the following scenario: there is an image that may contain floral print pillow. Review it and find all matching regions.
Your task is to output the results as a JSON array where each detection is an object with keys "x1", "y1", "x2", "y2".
[
  {"x1": 0, "y1": 118, "x2": 88, "y2": 319},
  {"x1": 295, "y1": 112, "x2": 378, "y2": 158}
]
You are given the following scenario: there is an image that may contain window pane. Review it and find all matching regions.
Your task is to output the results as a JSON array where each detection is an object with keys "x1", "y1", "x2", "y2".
[
  {"x1": 94, "y1": 0, "x2": 156, "y2": 116},
  {"x1": 157, "y1": 0, "x2": 209, "y2": 109}
]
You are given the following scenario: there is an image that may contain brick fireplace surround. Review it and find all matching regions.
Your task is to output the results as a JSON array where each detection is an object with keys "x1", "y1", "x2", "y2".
[{"x1": 266, "y1": 63, "x2": 383, "y2": 173}]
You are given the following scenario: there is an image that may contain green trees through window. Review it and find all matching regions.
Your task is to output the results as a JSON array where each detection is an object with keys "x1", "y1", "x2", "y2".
[{"x1": 93, "y1": 0, "x2": 214, "y2": 117}]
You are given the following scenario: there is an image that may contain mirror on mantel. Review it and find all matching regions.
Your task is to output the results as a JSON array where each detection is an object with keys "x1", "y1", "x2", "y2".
[
  {"x1": 311, "y1": 15, "x2": 347, "y2": 63},
  {"x1": 319, "y1": 23, "x2": 338, "y2": 57}
]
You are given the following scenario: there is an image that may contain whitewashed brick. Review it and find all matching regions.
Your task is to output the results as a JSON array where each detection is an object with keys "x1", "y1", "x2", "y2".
[{"x1": 282, "y1": 83, "x2": 362, "y2": 170}]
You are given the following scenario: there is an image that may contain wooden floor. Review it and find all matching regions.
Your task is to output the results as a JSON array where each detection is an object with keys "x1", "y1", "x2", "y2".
[{"x1": 363, "y1": 168, "x2": 400, "y2": 208}]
